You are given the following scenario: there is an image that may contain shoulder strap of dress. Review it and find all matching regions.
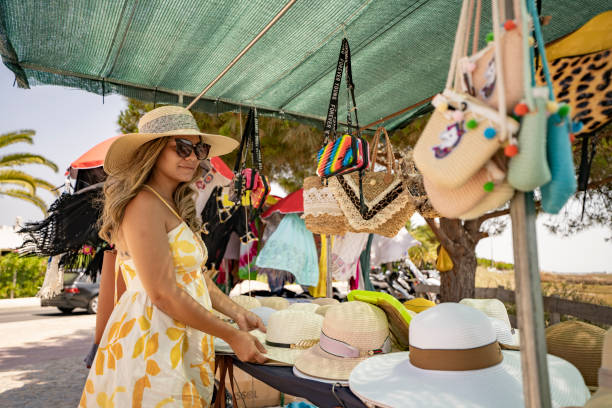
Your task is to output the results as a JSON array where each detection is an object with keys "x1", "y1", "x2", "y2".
[{"x1": 143, "y1": 184, "x2": 183, "y2": 222}]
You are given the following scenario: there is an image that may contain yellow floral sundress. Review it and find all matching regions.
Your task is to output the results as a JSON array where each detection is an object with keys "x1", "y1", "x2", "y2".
[{"x1": 80, "y1": 186, "x2": 215, "y2": 407}]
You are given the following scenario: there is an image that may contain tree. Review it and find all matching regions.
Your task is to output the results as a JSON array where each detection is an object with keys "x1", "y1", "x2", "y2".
[
  {"x1": 118, "y1": 99, "x2": 322, "y2": 192},
  {"x1": 0, "y1": 130, "x2": 59, "y2": 214}
]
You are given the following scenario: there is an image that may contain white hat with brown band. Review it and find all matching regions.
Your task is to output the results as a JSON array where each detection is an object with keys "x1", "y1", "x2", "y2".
[
  {"x1": 349, "y1": 303, "x2": 591, "y2": 408},
  {"x1": 104, "y1": 105, "x2": 238, "y2": 174}
]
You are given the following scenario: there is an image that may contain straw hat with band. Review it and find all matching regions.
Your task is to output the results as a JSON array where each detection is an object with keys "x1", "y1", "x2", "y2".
[
  {"x1": 585, "y1": 327, "x2": 612, "y2": 408},
  {"x1": 347, "y1": 290, "x2": 412, "y2": 349},
  {"x1": 104, "y1": 106, "x2": 238, "y2": 174},
  {"x1": 546, "y1": 320, "x2": 606, "y2": 390},
  {"x1": 250, "y1": 309, "x2": 323, "y2": 366},
  {"x1": 294, "y1": 301, "x2": 391, "y2": 382},
  {"x1": 460, "y1": 297, "x2": 519, "y2": 347},
  {"x1": 349, "y1": 303, "x2": 591, "y2": 408}
]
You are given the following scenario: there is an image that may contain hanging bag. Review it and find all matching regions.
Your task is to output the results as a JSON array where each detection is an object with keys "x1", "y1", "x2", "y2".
[
  {"x1": 507, "y1": 0, "x2": 551, "y2": 191},
  {"x1": 329, "y1": 127, "x2": 415, "y2": 238},
  {"x1": 413, "y1": 0, "x2": 519, "y2": 189},
  {"x1": 303, "y1": 175, "x2": 349, "y2": 235},
  {"x1": 316, "y1": 38, "x2": 369, "y2": 178},
  {"x1": 458, "y1": 0, "x2": 524, "y2": 113},
  {"x1": 527, "y1": 0, "x2": 577, "y2": 213},
  {"x1": 231, "y1": 108, "x2": 270, "y2": 215}
]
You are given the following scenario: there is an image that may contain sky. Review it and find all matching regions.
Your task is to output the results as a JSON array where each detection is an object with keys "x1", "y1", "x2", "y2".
[{"x1": 0, "y1": 64, "x2": 610, "y2": 273}]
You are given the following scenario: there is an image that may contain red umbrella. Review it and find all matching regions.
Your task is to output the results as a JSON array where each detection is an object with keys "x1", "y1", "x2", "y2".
[
  {"x1": 262, "y1": 189, "x2": 303, "y2": 218},
  {"x1": 68, "y1": 135, "x2": 234, "y2": 178}
]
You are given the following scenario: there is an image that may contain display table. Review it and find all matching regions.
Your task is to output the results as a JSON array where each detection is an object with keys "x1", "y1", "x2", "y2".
[{"x1": 228, "y1": 356, "x2": 367, "y2": 408}]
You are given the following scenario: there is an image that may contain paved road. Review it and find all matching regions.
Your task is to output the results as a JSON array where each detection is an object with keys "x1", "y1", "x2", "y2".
[
  {"x1": 0, "y1": 305, "x2": 90, "y2": 324},
  {"x1": 0, "y1": 305, "x2": 95, "y2": 407}
]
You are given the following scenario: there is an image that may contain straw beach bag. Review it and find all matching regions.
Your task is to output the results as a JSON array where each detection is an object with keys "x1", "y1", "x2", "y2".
[
  {"x1": 329, "y1": 127, "x2": 415, "y2": 238},
  {"x1": 303, "y1": 176, "x2": 348, "y2": 235},
  {"x1": 413, "y1": 0, "x2": 519, "y2": 189}
]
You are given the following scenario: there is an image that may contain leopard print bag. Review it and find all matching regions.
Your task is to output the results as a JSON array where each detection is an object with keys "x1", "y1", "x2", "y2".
[{"x1": 329, "y1": 127, "x2": 415, "y2": 238}]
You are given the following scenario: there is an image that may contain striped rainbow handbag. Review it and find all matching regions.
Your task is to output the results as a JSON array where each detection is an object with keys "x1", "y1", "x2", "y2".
[{"x1": 316, "y1": 134, "x2": 369, "y2": 178}]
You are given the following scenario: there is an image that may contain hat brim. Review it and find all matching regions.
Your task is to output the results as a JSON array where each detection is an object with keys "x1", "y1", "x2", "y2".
[
  {"x1": 250, "y1": 329, "x2": 311, "y2": 367},
  {"x1": 294, "y1": 344, "x2": 367, "y2": 382},
  {"x1": 103, "y1": 131, "x2": 238, "y2": 174},
  {"x1": 293, "y1": 366, "x2": 348, "y2": 385},
  {"x1": 349, "y1": 351, "x2": 590, "y2": 408}
]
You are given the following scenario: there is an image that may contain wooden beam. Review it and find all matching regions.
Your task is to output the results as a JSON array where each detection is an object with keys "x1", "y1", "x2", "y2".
[{"x1": 510, "y1": 192, "x2": 552, "y2": 408}]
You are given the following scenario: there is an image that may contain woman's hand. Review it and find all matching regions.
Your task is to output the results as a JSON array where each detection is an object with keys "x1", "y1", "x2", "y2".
[
  {"x1": 227, "y1": 330, "x2": 268, "y2": 363},
  {"x1": 235, "y1": 310, "x2": 266, "y2": 333}
]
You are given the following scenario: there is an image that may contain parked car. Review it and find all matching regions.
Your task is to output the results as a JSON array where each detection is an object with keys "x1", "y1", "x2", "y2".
[{"x1": 41, "y1": 269, "x2": 99, "y2": 314}]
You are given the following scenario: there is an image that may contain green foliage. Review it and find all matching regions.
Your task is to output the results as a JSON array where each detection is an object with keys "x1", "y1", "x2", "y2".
[
  {"x1": 0, "y1": 253, "x2": 46, "y2": 298},
  {"x1": 477, "y1": 258, "x2": 514, "y2": 270},
  {"x1": 0, "y1": 130, "x2": 59, "y2": 215},
  {"x1": 117, "y1": 99, "x2": 322, "y2": 192}
]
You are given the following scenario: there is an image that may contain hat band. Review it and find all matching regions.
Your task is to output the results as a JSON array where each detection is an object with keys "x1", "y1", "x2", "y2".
[
  {"x1": 409, "y1": 341, "x2": 503, "y2": 371},
  {"x1": 139, "y1": 113, "x2": 200, "y2": 134},
  {"x1": 600, "y1": 367, "x2": 612, "y2": 388},
  {"x1": 320, "y1": 331, "x2": 391, "y2": 358},
  {"x1": 265, "y1": 339, "x2": 319, "y2": 350}
]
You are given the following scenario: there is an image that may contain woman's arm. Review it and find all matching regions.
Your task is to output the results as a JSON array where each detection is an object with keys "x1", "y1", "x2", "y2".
[
  {"x1": 94, "y1": 250, "x2": 126, "y2": 344},
  {"x1": 205, "y1": 275, "x2": 266, "y2": 333},
  {"x1": 122, "y1": 192, "x2": 266, "y2": 363}
]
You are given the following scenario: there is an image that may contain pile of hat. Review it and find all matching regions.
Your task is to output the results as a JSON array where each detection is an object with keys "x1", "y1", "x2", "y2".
[{"x1": 214, "y1": 292, "x2": 603, "y2": 407}]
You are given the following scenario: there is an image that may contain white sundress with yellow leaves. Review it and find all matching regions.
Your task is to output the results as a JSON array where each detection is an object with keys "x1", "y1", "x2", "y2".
[{"x1": 80, "y1": 186, "x2": 215, "y2": 408}]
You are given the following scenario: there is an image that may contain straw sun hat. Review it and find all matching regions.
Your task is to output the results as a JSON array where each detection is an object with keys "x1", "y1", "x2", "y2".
[
  {"x1": 585, "y1": 327, "x2": 612, "y2": 408},
  {"x1": 258, "y1": 296, "x2": 290, "y2": 310},
  {"x1": 546, "y1": 320, "x2": 606, "y2": 390},
  {"x1": 287, "y1": 302, "x2": 320, "y2": 313},
  {"x1": 349, "y1": 303, "x2": 591, "y2": 408},
  {"x1": 404, "y1": 297, "x2": 436, "y2": 314},
  {"x1": 460, "y1": 298, "x2": 520, "y2": 347},
  {"x1": 294, "y1": 301, "x2": 391, "y2": 382},
  {"x1": 251, "y1": 309, "x2": 324, "y2": 366},
  {"x1": 103, "y1": 105, "x2": 238, "y2": 174}
]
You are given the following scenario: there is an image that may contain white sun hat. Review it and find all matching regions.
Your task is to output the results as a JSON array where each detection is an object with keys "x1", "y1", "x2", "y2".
[
  {"x1": 294, "y1": 301, "x2": 391, "y2": 382},
  {"x1": 287, "y1": 302, "x2": 320, "y2": 313},
  {"x1": 312, "y1": 297, "x2": 340, "y2": 306},
  {"x1": 349, "y1": 303, "x2": 590, "y2": 408},
  {"x1": 585, "y1": 327, "x2": 612, "y2": 407},
  {"x1": 250, "y1": 309, "x2": 323, "y2": 366},
  {"x1": 460, "y1": 298, "x2": 520, "y2": 346}
]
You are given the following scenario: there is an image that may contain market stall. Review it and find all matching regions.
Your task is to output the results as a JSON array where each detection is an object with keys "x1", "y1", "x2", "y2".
[{"x1": 3, "y1": 0, "x2": 611, "y2": 407}]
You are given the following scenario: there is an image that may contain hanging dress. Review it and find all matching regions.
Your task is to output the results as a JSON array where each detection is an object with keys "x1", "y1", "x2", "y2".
[{"x1": 80, "y1": 185, "x2": 215, "y2": 407}]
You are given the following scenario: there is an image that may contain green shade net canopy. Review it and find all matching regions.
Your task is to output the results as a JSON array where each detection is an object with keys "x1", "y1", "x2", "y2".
[{"x1": 1, "y1": 0, "x2": 609, "y2": 131}]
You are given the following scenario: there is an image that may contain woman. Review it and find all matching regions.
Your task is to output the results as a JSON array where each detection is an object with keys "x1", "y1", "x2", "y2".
[{"x1": 80, "y1": 106, "x2": 267, "y2": 407}]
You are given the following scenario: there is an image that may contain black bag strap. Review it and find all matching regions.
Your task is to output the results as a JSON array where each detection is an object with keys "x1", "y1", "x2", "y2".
[
  {"x1": 233, "y1": 108, "x2": 263, "y2": 173},
  {"x1": 322, "y1": 38, "x2": 360, "y2": 147},
  {"x1": 234, "y1": 109, "x2": 254, "y2": 173}
]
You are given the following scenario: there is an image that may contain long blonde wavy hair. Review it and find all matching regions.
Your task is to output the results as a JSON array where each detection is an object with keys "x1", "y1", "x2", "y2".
[{"x1": 99, "y1": 137, "x2": 202, "y2": 244}]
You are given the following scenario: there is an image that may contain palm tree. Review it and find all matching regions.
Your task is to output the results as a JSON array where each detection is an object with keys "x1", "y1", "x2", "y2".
[{"x1": 0, "y1": 130, "x2": 59, "y2": 215}]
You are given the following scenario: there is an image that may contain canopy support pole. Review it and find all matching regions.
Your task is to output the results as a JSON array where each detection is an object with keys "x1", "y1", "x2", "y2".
[
  {"x1": 326, "y1": 235, "x2": 333, "y2": 298},
  {"x1": 186, "y1": 0, "x2": 298, "y2": 109},
  {"x1": 510, "y1": 192, "x2": 552, "y2": 408}
]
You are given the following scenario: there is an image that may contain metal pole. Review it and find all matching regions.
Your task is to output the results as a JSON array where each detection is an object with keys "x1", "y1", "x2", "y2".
[
  {"x1": 510, "y1": 192, "x2": 552, "y2": 408},
  {"x1": 186, "y1": 0, "x2": 298, "y2": 109},
  {"x1": 326, "y1": 235, "x2": 333, "y2": 298}
]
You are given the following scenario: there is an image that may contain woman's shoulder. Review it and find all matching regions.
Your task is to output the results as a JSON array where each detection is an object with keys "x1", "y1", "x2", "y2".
[{"x1": 124, "y1": 188, "x2": 167, "y2": 222}]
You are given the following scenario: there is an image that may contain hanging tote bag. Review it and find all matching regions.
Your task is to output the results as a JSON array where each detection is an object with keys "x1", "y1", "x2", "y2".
[
  {"x1": 329, "y1": 127, "x2": 415, "y2": 238},
  {"x1": 303, "y1": 176, "x2": 349, "y2": 235},
  {"x1": 525, "y1": 0, "x2": 577, "y2": 213},
  {"x1": 398, "y1": 150, "x2": 440, "y2": 219},
  {"x1": 316, "y1": 38, "x2": 369, "y2": 179},
  {"x1": 507, "y1": 0, "x2": 551, "y2": 191},
  {"x1": 458, "y1": 0, "x2": 524, "y2": 113},
  {"x1": 413, "y1": 0, "x2": 519, "y2": 189}
]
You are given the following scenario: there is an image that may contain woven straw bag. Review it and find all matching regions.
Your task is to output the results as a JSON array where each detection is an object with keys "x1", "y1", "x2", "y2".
[
  {"x1": 329, "y1": 127, "x2": 415, "y2": 238},
  {"x1": 302, "y1": 176, "x2": 348, "y2": 235},
  {"x1": 413, "y1": 0, "x2": 519, "y2": 189}
]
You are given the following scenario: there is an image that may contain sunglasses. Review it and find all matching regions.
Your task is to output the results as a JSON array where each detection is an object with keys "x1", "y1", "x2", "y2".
[{"x1": 174, "y1": 138, "x2": 211, "y2": 160}]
